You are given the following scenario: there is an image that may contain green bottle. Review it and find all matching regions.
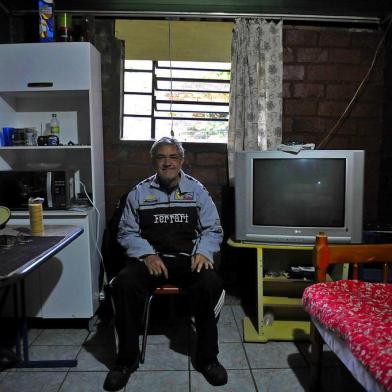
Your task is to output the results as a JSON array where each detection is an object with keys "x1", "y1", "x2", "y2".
[{"x1": 50, "y1": 113, "x2": 60, "y2": 136}]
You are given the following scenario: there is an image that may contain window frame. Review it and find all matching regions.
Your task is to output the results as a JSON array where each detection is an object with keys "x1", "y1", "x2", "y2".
[{"x1": 121, "y1": 60, "x2": 230, "y2": 142}]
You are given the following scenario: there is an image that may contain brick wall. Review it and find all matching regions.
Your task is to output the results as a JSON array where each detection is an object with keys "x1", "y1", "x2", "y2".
[
  {"x1": 103, "y1": 141, "x2": 229, "y2": 218},
  {"x1": 93, "y1": 20, "x2": 230, "y2": 224},
  {"x1": 282, "y1": 25, "x2": 384, "y2": 222},
  {"x1": 379, "y1": 29, "x2": 392, "y2": 223},
  {"x1": 96, "y1": 22, "x2": 385, "y2": 225},
  {"x1": 4, "y1": 17, "x2": 385, "y2": 225},
  {"x1": 2, "y1": 16, "x2": 389, "y2": 292}
]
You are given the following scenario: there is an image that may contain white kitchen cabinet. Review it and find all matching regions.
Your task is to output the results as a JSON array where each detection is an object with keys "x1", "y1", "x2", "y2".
[
  {"x1": 0, "y1": 43, "x2": 105, "y2": 319},
  {"x1": 8, "y1": 210, "x2": 100, "y2": 318},
  {"x1": 0, "y1": 43, "x2": 92, "y2": 91}
]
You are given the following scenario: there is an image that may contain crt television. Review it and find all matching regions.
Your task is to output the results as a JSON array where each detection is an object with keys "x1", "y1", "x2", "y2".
[{"x1": 234, "y1": 149, "x2": 365, "y2": 245}]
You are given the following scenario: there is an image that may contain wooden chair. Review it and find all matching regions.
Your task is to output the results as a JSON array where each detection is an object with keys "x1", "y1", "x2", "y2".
[
  {"x1": 140, "y1": 284, "x2": 181, "y2": 364},
  {"x1": 309, "y1": 232, "x2": 392, "y2": 391}
]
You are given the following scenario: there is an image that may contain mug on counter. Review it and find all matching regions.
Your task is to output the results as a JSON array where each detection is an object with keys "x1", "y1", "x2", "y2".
[
  {"x1": 2, "y1": 127, "x2": 14, "y2": 146},
  {"x1": 11, "y1": 128, "x2": 26, "y2": 146},
  {"x1": 47, "y1": 135, "x2": 59, "y2": 146},
  {"x1": 37, "y1": 135, "x2": 48, "y2": 146},
  {"x1": 25, "y1": 128, "x2": 38, "y2": 146}
]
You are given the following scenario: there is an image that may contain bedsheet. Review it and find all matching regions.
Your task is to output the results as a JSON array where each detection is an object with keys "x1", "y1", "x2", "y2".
[{"x1": 303, "y1": 280, "x2": 392, "y2": 391}]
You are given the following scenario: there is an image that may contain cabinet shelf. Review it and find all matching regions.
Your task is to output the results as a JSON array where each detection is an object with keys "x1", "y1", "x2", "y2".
[
  {"x1": 263, "y1": 296, "x2": 304, "y2": 307},
  {"x1": 243, "y1": 317, "x2": 311, "y2": 342},
  {"x1": 228, "y1": 238, "x2": 314, "y2": 342},
  {"x1": 264, "y1": 277, "x2": 313, "y2": 298},
  {"x1": 263, "y1": 277, "x2": 313, "y2": 283},
  {"x1": 0, "y1": 147, "x2": 92, "y2": 173},
  {"x1": 0, "y1": 90, "x2": 88, "y2": 100},
  {"x1": 11, "y1": 209, "x2": 90, "y2": 218}
]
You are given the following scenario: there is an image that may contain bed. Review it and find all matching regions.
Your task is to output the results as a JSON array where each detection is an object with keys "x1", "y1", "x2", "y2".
[{"x1": 302, "y1": 233, "x2": 392, "y2": 392}]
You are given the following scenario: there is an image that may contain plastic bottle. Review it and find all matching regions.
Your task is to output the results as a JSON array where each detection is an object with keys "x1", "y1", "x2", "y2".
[
  {"x1": 38, "y1": 0, "x2": 55, "y2": 42},
  {"x1": 50, "y1": 114, "x2": 60, "y2": 136},
  {"x1": 263, "y1": 311, "x2": 274, "y2": 326},
  {"x1": 57, "y1": 12, "x2": 72, "y2": 42}
]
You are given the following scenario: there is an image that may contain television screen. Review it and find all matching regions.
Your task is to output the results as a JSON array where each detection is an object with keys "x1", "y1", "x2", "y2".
[
  {"x1": 234, "y1": 150, "x2": 364, "y2": 245},
  {"x1": 253, "y1": 158, "x2": 345, "y2": 227}
]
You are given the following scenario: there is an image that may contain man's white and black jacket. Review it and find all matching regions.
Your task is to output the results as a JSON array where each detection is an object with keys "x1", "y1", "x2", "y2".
[{"x1": 117, "y1": 170, "x2": 223, "y2": 263}]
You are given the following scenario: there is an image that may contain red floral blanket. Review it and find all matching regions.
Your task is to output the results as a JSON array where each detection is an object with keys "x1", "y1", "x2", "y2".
[{"x1": 302, "y1": 280, "x2": 392, "y2": 391}]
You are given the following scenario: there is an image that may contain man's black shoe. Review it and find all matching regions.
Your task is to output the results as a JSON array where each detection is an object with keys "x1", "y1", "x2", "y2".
[
  {"x1": 196, "y1": 359, "x2": 228, "y2": 386},
  {"x1": 103, "y1": 363, "x2": 137, "y2": 391}
]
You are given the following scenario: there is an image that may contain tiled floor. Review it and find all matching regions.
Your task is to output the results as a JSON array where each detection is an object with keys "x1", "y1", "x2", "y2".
[{"x1": 0, "y1": 298, "x2": 366, "y2": 392}]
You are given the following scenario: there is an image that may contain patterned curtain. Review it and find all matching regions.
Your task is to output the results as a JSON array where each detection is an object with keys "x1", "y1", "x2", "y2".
[{"x1": 228, "y1": 18, "x2": 283, "y2": 183}]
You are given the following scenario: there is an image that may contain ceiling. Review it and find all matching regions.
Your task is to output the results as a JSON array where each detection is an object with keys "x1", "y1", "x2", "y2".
[{"x1": 1, "y1": 0, "x2": 391, "y2": 22}]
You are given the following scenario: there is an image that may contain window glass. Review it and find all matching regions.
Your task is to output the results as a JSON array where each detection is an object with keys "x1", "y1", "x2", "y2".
[
  {"x1": 159, "y1": 61, "x2": 231, "y2": 70},
  {"x1": 154, "y1": 111, "x2": 228, "y2": 119},
  {"x1": 157, "y1": 80, "x2": 230, "y2": 92},
  {"x1": 156, "y1": 119, "x2": 228, "y2": 143},
  {"x1": 156, "y1": 102, "x2": 229, "y2": 113},
  {"x1": 121, "y1": 60, "x2": 231, "y2": 143},
  {"x1": 123, "y1": 117, "x2": 152, "y2": 140},
  {"x1": 155, "y1": 91, "x2": 229, "y2": 103},
  {"x1": 124, "y1": 94, "x2": 152, "y2": 115},
  {"x1": 155, "y1": 68, "x2": 230, "y2": 80},
  {"x1": 124, "y1": 72, "x2": 152, "y2": 93},
  {"x1": 124, "y1": 60, "x2": 153, "y2": 70}
]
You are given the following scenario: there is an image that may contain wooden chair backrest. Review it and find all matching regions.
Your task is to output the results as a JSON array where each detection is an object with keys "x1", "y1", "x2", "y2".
[{"x1": 313, "y1": 232, "x2": 392, "y2": 283}]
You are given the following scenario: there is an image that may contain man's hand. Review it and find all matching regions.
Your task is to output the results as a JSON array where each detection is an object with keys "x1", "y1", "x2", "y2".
[
  {"x1": 191, "y1": 253, "x2": 214, "y2": 273},
  {"x1": 144, "y1": 254, "x2": 168, "y2": 279}
]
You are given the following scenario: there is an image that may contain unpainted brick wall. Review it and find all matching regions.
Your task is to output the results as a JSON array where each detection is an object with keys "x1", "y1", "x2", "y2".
[
  {"x1": 282, "y1": 25, "x2": 384, "y2": 222},
  {"x1": 4, "y1": 17, "x2": 387, "y2": 225},
  {"x1": 379, "y1": 27, "x2": 392, "y2": 223},
  {"x1": 100, "y1": 22, "x2": 385, "y2": 224},
  {"x1": 4, "y1": 16, "x2": 390, "y2": 293},
  {"x1": 94, "y1": 20, "x2": 229, "y2": 222}
]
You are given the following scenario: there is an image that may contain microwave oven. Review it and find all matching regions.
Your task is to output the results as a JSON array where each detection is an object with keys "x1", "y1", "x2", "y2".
[{"x1": 0, "y1": 171, "x2": 73, "y2": 210}]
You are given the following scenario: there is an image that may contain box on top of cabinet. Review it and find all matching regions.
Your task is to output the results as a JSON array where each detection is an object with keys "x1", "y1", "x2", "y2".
[{"x1": 0, "y1": 42, "x2": 100, "y2": 92}]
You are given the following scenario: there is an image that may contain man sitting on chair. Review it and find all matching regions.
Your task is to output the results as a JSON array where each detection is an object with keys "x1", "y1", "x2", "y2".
[{"x1": 103, "y1": 137, "x2": 227, "y2": 391}]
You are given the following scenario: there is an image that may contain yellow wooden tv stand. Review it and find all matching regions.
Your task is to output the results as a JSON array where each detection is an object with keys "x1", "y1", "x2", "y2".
[{"x1": 227, "y1": 238, "x2": 313, "y2": 343}]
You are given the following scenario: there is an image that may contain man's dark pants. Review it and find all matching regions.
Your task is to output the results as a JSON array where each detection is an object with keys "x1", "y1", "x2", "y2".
[{"x1": 111, "y1": 256, "x2": 224, "y2": 366}]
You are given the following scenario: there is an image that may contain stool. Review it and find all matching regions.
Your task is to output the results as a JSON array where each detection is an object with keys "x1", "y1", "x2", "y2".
[{"x1": 140, "y1": 284, "x2": 181, "y2": 364}]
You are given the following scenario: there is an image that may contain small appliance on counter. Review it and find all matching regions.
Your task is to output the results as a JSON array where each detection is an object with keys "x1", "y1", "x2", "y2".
[{"x1": 0, "y1": 171, "x2": 73, "y2": 210}]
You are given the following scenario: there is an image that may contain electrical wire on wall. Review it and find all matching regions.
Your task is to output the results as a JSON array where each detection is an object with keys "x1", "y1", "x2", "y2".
[
  {"x1": 316, "y1": 15, "x2": 392, "y2": 149},
  {"x1": 79, "y1": 181, "x2": 108, "y2": 291},
  {"x1": 168, "y1": 19, "x2": 175, "y2": 137}
]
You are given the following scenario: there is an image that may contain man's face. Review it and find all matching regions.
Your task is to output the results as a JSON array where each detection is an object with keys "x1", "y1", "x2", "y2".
[{"x1": 153, "y1": 144, "x2": 184, "y2": 187}]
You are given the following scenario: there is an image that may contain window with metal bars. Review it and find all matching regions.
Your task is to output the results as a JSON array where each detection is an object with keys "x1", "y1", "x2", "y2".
[{"x1": 122, "y1": 60, "x2": 230, "y2": 142}]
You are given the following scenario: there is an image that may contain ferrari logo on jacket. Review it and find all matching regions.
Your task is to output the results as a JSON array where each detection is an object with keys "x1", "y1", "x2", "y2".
[{"x1": 153, "y1": 213, "x2": 189, "y2": 224}]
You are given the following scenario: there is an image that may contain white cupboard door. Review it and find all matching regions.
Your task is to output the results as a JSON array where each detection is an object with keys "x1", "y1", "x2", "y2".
[
  {"x1": 0, "y1": 43, "x2": 92, "y2": 91},
  {"x1": 39, "y1": 231, "x2": 93, "y2": 318}
]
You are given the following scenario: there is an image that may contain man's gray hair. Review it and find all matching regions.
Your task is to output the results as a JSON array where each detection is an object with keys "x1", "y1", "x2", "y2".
[{"x1": 150, "y1": 137, "x2": 185, "y2": 158}]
